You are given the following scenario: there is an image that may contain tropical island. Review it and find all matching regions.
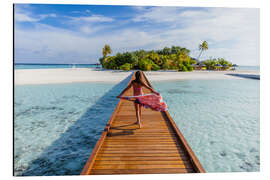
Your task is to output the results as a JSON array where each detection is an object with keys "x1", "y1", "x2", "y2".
[{"x1": 99, "y1": 41, "x2": 234, "y2": 71}]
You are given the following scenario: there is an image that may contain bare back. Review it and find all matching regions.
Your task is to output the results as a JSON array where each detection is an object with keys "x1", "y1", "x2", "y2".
[{"x1": 132, "y1": 82, "x2": 143, "y2": 96}]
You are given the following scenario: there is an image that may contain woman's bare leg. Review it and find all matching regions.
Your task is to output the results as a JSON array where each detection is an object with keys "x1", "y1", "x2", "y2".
[
  {"x1": 134, "y1": 103, "x2": 142, "y2": 128},
  {"x1": 139, "y1": 105, "x2": 142, "y2": 127}
]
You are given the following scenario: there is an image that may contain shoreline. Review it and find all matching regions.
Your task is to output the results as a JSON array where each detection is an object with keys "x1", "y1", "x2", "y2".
[{"x1": 14, "y1": 68, "x2": 260, "y2": 85}]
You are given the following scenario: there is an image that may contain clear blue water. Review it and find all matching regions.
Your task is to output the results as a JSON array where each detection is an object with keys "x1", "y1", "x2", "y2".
[
  {"x1": 14, "y1": 64, "x2": 102, "y2": 69},
  {"x1": 14, "y1": 75, "x2": 131, "y2": 176},
  {"x1": 152, "y1": 79, "x2": 260, "y2": 172},
  {"x1": 14, "y1": 77, "x2": 259, "y2": 175},
  {"x1": 236, "y1": 66, "x2": 260, "y2": 71}
]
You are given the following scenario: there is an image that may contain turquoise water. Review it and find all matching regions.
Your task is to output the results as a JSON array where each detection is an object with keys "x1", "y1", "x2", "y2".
[
  {"x1": 14, "y1": 77, "x2": 259, "y2": 175},
  {"x1": 14, "y1": 64, "x2": 101, "y2": 69},
  {"x1": 14, "y1": 75, "x2": 131, "y2": 176},
  {"x1": 236, "y1": 66, "x2": 260, "y2": 71},
  {"x1": 152, "y1": 79, "x2": 260, "y2": 172}
]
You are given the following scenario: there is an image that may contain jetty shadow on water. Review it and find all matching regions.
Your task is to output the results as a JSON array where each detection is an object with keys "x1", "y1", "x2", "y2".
[
  {"x1": 225, "y1": 73, "x2": 260, "y2": 80},
  {"x1": 21, "y1": 74, "x2": 133, "y2": 176}
]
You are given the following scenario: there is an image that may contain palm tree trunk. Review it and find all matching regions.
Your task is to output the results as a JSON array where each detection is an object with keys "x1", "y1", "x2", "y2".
[{"x1": 197, "y1": 50, "x2": 203, "y2": 62}]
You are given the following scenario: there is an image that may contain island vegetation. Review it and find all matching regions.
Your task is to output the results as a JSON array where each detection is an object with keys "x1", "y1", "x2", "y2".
[{"x1": 99, "y1": 41, "x2": 233, "y2": 71}]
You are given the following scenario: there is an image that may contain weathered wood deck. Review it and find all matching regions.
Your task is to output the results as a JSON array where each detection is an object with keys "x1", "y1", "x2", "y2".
[{"x1": 81, "y1": 71, "x2": 205, "y2": 175}]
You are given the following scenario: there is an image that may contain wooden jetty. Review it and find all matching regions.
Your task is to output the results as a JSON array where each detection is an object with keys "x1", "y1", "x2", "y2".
[{"x1": 81, "y1": 71, "x2": 205, "y2": 175}]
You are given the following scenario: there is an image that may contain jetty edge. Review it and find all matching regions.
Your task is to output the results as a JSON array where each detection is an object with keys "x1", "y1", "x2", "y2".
[{"x1": 81, "y1": 71, "x2": 205, "y2": 175}]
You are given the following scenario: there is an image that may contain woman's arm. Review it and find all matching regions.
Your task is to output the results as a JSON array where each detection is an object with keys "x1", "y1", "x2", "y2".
[
  {"x1": 141, "y1": 82, "x2": 160, "y2": 95},
  {"x1": 116, "y1": 82, "x2": 133, "y2": 98}
]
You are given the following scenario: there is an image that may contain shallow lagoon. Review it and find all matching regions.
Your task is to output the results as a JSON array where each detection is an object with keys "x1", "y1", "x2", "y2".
[
  {"x1": 14, "y1": 75, "x2": 131, "y2": 176},
  {"x1": 14, "y1": 77, "x2": 259, "y2": 175},
  {"x1": 152, "y1": 79, "x2": 260, "y2": 172}
]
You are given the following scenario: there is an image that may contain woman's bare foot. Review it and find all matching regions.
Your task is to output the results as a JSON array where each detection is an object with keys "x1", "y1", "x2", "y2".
[{"x1": 136, "y1": 121, "x2": 142, "y2": 128}]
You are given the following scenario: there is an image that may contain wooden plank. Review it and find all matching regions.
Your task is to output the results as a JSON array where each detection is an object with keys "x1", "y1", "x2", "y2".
[
  {"x1": 107, "y1": 134, "x2": 175, "y2": 138},
  {"x1": 93, "y1": 164, "x2": 192, "y2": 169},
  {"x1": 116, "y1": 114, "x2": 163, "y2": 117},
  {"x1": 99, "y1": 150, "x2": 183, "y2": 154},
  {"x1": 100, "y1": 144, "x2": 181, "y2": 148},
  {"x1": 117, "y1": 111, "x2": 161, "y2": 115},
  {"x1": 103, "y1": 140, "x2": 177, "y2": 142},
  {"x1": 112, "y1": 119, "x2": 167, "y2": 122},
  {"x1": 105, "y1": 136, "x2": 177, "y2": 139},
  {"x1": 102, "y1": 141, "x2": 178, "y2": 145},
  {"x1": 90, "y1": 168, "x2": 194, "y2": 175},
  {"x1": 101, "y1": 146, "x2": 183, "y2": 153},
  {"x1": 108, "y1": 129, "x2": 175, "y2": 133},
  {"x1": 101, "y1": 145, "x2": 181, "y2": 148},
  {"x1": 110, "y1": 125, "x2": 170, "y2": 128},
  {"x1": 109, "y1": 127, "x2": 171, "y2": 130},
  {"x1": 112, "y1": 123, "x2": 169, "y2": 127},
  {"x1": 103, "y1": 139, "x2": 177, "y2": 143},
  {"x1": 110, "y1": 124, "x2": 170, "y2": 128},
  {"x1": 95, "y1": 156, "x2": 190, "y2": 161},
  {"x1": 112, "y1": 120, "x2": 168, "y2": 123},
  {"x1": 107, "y1": 131, "x2": 175, "y2": 134},
  {"x1": 97, "y1": 153, "x2": 187, "y2": 157},
  {"x1": 94, "y1": 160, "x2": 189, "y2": 165}
]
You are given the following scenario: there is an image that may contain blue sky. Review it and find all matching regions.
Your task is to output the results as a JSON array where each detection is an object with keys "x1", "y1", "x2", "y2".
[{"x1": 14, "y1": 4, "x2": 259, "y2": 65}]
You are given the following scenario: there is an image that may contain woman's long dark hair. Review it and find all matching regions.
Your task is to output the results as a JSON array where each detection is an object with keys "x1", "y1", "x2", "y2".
[{"x1": 133, "y1": 71, "x2": 143, "y2": 84}]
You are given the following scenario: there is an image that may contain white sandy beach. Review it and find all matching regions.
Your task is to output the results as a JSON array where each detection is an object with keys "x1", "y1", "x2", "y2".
[{"x1": 14, "y1": 68, "x2": 260, "y2": 85}]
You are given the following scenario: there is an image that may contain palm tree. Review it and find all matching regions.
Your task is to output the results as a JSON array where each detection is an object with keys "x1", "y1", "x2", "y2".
[
  {"x1": 197, "y1": 41, "x2": 208, "y2": 61},
  {"x1": 102, "y1": 44, "x2": 112, "y2": 58}
]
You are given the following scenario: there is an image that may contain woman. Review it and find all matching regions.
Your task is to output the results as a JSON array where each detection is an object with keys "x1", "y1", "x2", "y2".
[{"x1": 117, "y1": 71, "x2": 160, "y2": 128}]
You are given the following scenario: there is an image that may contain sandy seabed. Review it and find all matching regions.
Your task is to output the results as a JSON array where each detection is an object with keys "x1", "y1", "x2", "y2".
[{"x1": 14, "y1": 68, "x2": 260, "y2": 85}]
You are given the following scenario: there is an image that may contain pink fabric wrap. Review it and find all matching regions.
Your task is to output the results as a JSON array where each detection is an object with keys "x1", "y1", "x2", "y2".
[{"x1": 122, "y1": 94, "x2": 167, "y2": 112}]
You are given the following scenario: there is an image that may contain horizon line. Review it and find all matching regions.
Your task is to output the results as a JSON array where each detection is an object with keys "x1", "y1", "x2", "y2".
[{"x1": 14, "y1": 63, "x2": 260, "y2": 66}]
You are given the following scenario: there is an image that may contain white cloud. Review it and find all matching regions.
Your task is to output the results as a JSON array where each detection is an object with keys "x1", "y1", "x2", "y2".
[
  {"x1": 71, "y1": 9, "x2": 91, "y2": 15},
  {"x1": 70, "y1": 15, "x2": 114, "y2": 23},
  {"x1": 15, "y1": 8, "x2": 57, "y2": 22},
  {"x1": 15, "y1": 12, "x2": 39, "y2": 22},
  {"x1": 133, "y1": 6, "x2": 183, "y2": 23},
  {"x1": 15, "y1": 25, "x2": 155, "y2": 63},
  {"x1": 14, "y1": 7, "x2": 259, "y2": 66},
  {"x1": 80, "y1": 26, "x2": 100, "y2": 34},
  {"x1": 132, "y1": 7, "x2": 259, "y2": 65},
  {"x1": 40, "y1": 13, "x2": 57, "y2": 19}
]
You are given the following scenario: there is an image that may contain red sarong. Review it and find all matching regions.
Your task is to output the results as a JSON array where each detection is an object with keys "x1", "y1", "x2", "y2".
[{"x1": 120, "y1": 93, "x2": 167, "y2": 112}]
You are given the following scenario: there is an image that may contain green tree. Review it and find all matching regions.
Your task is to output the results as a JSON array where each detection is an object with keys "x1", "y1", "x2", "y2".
[
  {"x1": 99, "y1": 57, "x2": 105, "y2": 67},
  {"x1": 180, "y1": 48, "x2": 190, "y2": 55},
  {"x1": 161, "y1": 55, "x2": 171, "y2": 69},
  {"x1": 197, "y1": 41, "x2": 208, "y2": 61},
  {"x1": 120, "y1": 63, "x2": 132, "y2": 71},
  {"x1": 202, "y1": 59, "x2": 217, "y2": 70},
  {"x1": 138, "y1": 58, "x2": 153, "y2": 71},
  {"x1": 99, "y1": 45, "x2": 232, "y2": 71},
  {"x1": 102, "y1": 44, "x2": 112, "y2": 58},
  {"x1": 103, "y1": 56, "x2": 117, "y2": 69},
  {"x1": 146, "y1": 52, "x2": 162, "y2": 65},
  {"x1": 217, "y1": 58, "x2": 232, "y2": 70},
  {"x1": 171, "y1": 46, "x2": 179, "y2": 54},
  {"x1": 162, "y1": 47, "x2": 171, "y2": 55}
]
